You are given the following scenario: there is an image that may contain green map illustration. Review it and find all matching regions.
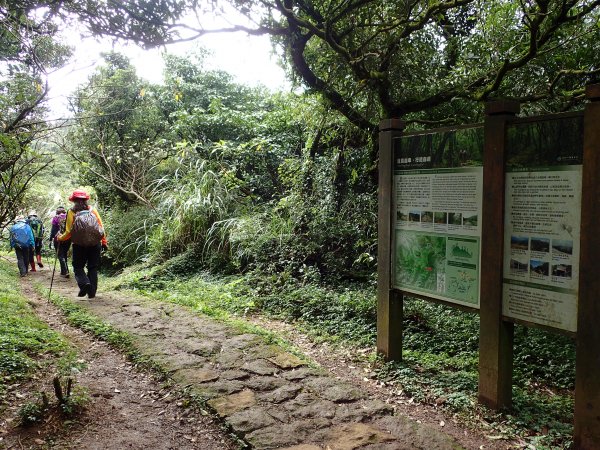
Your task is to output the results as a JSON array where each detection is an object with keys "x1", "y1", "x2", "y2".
[
  {"x1": 394, "y1": 231, "x2": 446, "y2": 292},
  {"x1": 394, "y1": 232, "x2": 479, "y2": 304}
]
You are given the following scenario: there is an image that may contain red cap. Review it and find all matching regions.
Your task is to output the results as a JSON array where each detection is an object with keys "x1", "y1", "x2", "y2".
[{"x1": 68, "y1": 189, "x2": 90, "y2": 201}]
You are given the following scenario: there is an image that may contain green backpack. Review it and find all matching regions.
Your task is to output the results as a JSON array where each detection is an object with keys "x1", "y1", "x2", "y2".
[{"x1": 28, "y1": 217, "x2": 43, "y2": 239}]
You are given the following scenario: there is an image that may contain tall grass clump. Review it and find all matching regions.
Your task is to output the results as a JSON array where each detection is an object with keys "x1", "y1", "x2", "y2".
[
  {"x1": 103, "y1": 205, "x2": 158, "y2": 267},
  {"x1": 214, "y1": 206, "x2": 296, "y2": 271},
  {"x1": 149, "y1": 158, "x2": 244, "y2": 263}
]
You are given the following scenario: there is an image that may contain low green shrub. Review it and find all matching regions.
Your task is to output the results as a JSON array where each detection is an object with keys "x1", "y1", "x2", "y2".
[
  {"x1": 103, "y1": 206, "x2": 157, "y2": 268},
  {"x1": 18, "y1": 395, "x2": 49, "y2": 425},
  {"x1": 0, "y1": 261, "x2": 75, "y2": 388}
]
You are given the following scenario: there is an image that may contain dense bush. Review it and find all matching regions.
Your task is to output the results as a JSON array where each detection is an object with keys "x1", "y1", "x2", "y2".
[{"x1": 103, "y1": 205, "x2": 157, "y2": 267}]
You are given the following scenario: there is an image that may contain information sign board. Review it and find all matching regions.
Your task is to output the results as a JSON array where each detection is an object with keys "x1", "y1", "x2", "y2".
[
  {"x1": 392, "y1": 128, "x2": 483, "y2": 307},
  {"x1": 502, "y1": 117, "x2": 584, "y2": 332}
]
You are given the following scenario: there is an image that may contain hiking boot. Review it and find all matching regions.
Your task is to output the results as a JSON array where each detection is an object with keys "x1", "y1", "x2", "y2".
[
  {"x1": 36, "y1": 255, "x2": 43, "y2": 268},
  {"x1": 77, "y1": 284, "x2": 91, "y2": 297},
  {"x1": 60, "y1": 273, "x2": 70, "y2": 278}
]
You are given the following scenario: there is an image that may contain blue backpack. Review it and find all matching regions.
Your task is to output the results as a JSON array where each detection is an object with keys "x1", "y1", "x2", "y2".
[{"x1": 10, "y1": 222, "x2": 31, "y2": 248}]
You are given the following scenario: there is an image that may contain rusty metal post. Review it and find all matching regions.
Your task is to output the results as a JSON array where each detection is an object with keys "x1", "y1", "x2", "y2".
[
  {"x1": 478, "y1": 101, "x2": 519, "y2": 409},
  {"x1": 377, "y1": 119, "x2": 405, "y2": 361},
  {"x1": 574, "y1": 84, "x2": 600, "y2": 449}
]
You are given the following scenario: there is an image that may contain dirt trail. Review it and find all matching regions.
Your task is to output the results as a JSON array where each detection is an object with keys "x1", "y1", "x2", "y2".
[
  {"x1": 3, "y1": 265, "x2": 509, "y2": 449},
  {"x1": 1, "y1": 269, "x2": 237, "y2": 450}
]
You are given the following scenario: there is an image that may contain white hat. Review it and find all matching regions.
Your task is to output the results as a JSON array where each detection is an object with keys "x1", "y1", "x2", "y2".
[
  {"x1": 28, "y1": 210, "x2": 37, "y2": 216},
  {"x1": 15, "y1": 215, "x2": 25, "y2": 221}
]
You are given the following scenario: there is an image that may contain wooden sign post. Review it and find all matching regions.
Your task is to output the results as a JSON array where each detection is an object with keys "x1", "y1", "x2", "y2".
[
  {"x1": 377, "y1": 83, "x2": 600, "y2": 449},
  {"x1": 377, "y1": 119, "x2": 405, "y2": 361},
  {"x1": 478, "y1": 101, "x2": 519, "y2": 409},
  {"x1": 574, "y1": 84, "x2": 600, "y2": 449}
]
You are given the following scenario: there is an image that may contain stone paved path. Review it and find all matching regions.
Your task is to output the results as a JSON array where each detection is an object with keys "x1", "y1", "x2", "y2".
[{"x1": 43, "y1": 274, "x2": 463, "y2": 450}]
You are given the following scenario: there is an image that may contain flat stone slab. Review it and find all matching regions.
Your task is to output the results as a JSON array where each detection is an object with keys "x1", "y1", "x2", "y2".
[
  {"x1": 282, "y1": 367, "x2": 317, "y2": 381},
  {"x1": 266, "y1": 408, "x2": 290, "y2": 423},
  {"x1": 202, "y1": 379, "x2": 245, "y2": 396},
  {"x1": 207, "y1": 389, "x2": 256, "y2": 417},
  {"x1": 153, "y1": 351, "x2": 206, "y2": 371},
  {"x1": 242, "y1": 359, "x2": 279, "y2": 376},
  {"x1": 224, "y1": 333, "x2": 262, "y2": 349},
  {"x1": 183, "y1": 340, "x2": 221, "y2": 356},
  {"x1": 334, "y1": 400, "x2": 394, "y2": 423},
  {"x1": 243, "y1": 375, "x2": 286, "y2": 392},
  {"x1": 324, "y1": 423, "x2": 396, "y2": 450},
  {"x1": 284, "y1": 392, "x2": 319, "y2": 409},
  {"x1": 227, "y1": 407, "x2": 278, "y2": 434},
  {"x1": 216, "y1": 349, "x2": 245, "y2": 369},
  {"x1": 260, "y1": 385, "x2": 302, "y2": 403},
  {"x1": 268, "y1": 352, "x2": 306, "y2": 369},
  {"x1": 246, "y1": 418, "x2": 332, "y2": 449},
  {"x1": 373, "y1": 415, "x2": 460, "y2": 449},
  {"x1": 293, "y1": 399, "x2": 337, "y2": 420},
  {"x1": 306, "y1": 377, "x2": 365, "y2": 403},
  {"x1": 220, "y1": 369, "x2": 250, "y2": 381},
  {"x1": 279, "y1": 446, "x2": 322, "y2": 450},
  {"x1": 173, "y1": 367, "x2": 219, "y2": 384}
]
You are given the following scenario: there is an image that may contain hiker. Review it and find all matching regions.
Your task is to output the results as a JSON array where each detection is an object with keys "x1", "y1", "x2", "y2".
[
  {"x1": 9, "y1": 215, "x2": 35, "y2": 277},
  {"x1": 49, "y1": 206, "x2": 70, "y2": 277},
  {"x1": 27, "y1": 210, "x2": 45, "y2": 271},
  {"x1": 57, "y1": 190, "x2": 108, "y2": 299}
]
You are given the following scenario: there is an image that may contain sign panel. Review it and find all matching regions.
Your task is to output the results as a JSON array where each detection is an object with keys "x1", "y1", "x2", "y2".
[
  {"x1": 392, "y1": 128, "x2": 483, "y2": 307},
  {"x1": 502, "y1": 117, "x2": 584, "y2": 332}
]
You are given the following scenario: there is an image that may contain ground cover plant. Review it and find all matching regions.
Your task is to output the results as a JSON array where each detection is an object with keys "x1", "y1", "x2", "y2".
[
  {"x1": 0, "y1": 259, "x2": 84, "y2": 424},
  {"x1": 110, "y1": 262, "x2": 576, "y2": 449}
]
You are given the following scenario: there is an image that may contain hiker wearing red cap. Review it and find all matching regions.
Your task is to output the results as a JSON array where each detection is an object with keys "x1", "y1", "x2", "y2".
[
  {"x1": 58, "y1": 190, "x2": 108, "y2": 299},
  {"x1": 68, "y1": 189, "x2": 90, "y2": 202}
]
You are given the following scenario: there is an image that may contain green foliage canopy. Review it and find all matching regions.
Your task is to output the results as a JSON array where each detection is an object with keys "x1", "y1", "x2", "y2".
[
  {"x1": 0, "y1": 1, "x2": 70, "y2": 227},
  {"x1": 66, "y1": 52, "x2": 172, "y2": 206},
  {"x1": 30, "y1": 0, "x2": 600, "y2": 133}
]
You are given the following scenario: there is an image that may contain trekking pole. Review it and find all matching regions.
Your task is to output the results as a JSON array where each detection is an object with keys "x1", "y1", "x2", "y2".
[{"x1": 48, "y1": 241, "x2": 59, "y2": 303}]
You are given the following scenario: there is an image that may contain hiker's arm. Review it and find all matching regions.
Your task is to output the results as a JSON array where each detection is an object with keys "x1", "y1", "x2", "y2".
[
  {"x1": 57, "y1": 211, "x2": 73, "y2": 242},
  {"x1": 92, "y1": 209, "x2": 108, "y2": 246},
  {"x1": 49, "y1": 221, "x2": 59, "y2": 241}
]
